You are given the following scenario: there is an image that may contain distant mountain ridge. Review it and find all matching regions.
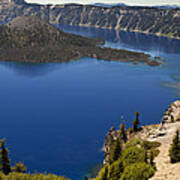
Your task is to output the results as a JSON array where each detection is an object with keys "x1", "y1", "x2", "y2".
[
  {"x1": 155, "y1": 5, "x2": 180, "y2": 9},
  {"x1": 0, "y1": 0, "x2": 180, "y2": 39},
  {"x1": 92, "y1": 3, "x2": 127, "y2": 7},
  {"x1": 92, "y1": 3, "x2": 180, "y2": 9}
]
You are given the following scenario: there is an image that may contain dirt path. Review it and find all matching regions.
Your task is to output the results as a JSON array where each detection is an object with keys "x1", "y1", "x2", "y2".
[{"x1": 149, "y1": 122, "x2": 180, "y2": 180}]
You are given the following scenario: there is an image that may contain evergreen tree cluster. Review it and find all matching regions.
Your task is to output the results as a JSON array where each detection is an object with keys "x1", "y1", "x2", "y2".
[
  {"x1": 119, "y1": 111, "x2": 141, "y2": 141},
  {"x1": 0, "y1": 139, "x2": 11, "y2": 175},
  {"x1": 96, "y1": 139, "x2": 156, "y2": 180},
  {"x1": 109, "y1": 138, "x2": 122, "y2": 164},
  {"x1": 109, "y1": 112, "x2": 142, "y2": 164},
  {"x1": 169, "y1": 130, "x2": 180, "y2": 163},
  {"x1": 0, "y1": 173, "x2": 69, "y2": 180},
  {"x1": 95, "y1": 112, "x2": 162, "y2": 180},
  {"x1": 0, "y1": 139, "x2": 69, "y2": 180},
  {"x1": 0, "y1": 139, "x2": 26, "y2": 175}
]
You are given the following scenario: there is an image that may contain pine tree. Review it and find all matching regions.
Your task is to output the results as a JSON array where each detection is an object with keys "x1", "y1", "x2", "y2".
[
  {"x1": 12, "y1": 162, "x2": 27, "y2": 173},
  {"x1": 118, "y1": 160, "x2": 124, "y2": 174},
  {"x1": 120, "y1": 116, "x2": 127, "y2": 142},
  {"x1": 169, "y1": 130, "x2": 180, "y2": 163},
  {"x1": 145, "y1": 150, "x2": 148, "y2": 163},
  {"x1": 133, "y1": 112, "x2": 140, "y2": 132},
  {"x1": 150, "y1": 150, "x2": 155, "y2": 168},
  {"x1": 0, "y1": 139, "x2": 11, "y2": 175},
  {"x1": 108, "y1": 164, "x2": 114, "y2": 179},
  {"x1": 102, "y1": 166, "x2": 108, "y2": 180},
  {"x1": 109, "y1": 138, "x2": 122, "y2": 164}
]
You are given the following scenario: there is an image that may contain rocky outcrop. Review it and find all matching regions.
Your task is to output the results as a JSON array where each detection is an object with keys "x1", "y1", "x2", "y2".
[
  {"x1": 102, "y1": 100, "x2": 180, "y2": 165},
  {"x1": 140, "y1": 101, "x2": 180, "y2": 140},
  {"x1": 162, "y1": 100, "x2": 180, "y2": 123},
  {"x1": 0, "y1": 1, "x2": 180, "y2": 39},
  {"x1": 102, "y1": 126, "x2": 120, "y2": 164}
]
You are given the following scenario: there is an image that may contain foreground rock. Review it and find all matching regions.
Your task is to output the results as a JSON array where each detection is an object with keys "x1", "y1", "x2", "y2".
[{"x1": 0, "y1": 16, "x2": 160, "y2": 66}]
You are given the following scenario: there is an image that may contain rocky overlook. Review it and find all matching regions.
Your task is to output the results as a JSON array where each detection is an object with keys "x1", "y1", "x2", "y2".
[
  {"x1": 102, "y1": 100, "x2": 180, "y2": 180},
  {"x1": 0, "y1": 0, "x2": 180, "y2": 39},
  {"x1": 0, "y1": 16, "x2": 159, "y2": 65}
]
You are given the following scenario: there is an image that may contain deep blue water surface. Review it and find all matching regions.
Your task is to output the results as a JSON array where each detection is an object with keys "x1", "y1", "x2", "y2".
[{"x1": 0, "y1": 25, "x2": 180, "y2": 180}]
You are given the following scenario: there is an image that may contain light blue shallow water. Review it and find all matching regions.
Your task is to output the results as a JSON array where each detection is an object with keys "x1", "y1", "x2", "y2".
[{"x1": 0, "y1": 25, "x2": 180, "y2": 180}]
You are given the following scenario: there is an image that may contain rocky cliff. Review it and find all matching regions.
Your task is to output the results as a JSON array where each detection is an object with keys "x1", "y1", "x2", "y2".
[{"x1": 0, "y1": 0, "x2": 180, "y2": 39}]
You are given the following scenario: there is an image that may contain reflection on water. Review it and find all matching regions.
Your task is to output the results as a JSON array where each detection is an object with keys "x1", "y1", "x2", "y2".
[
  {"x1": 0, "y1": 61, "x2": 61, "y2": 77},
  {"x1": 58, "y1": 24, "x2": 180, "y2": 54},
  {"x1": 0, "y1": 61, "x2": 84, "y2": 78}
]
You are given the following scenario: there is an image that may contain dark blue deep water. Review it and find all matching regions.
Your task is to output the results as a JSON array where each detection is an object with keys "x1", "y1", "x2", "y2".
[{"x1": 0, "y1": 25, "x2": 180, "y2": 180}]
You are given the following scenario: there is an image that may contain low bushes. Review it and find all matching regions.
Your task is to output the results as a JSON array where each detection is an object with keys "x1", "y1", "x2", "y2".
[
  {"x1": 122, "y1": 146, "x2": 146, "y2": 167},
  {"x1": 169, "y1": 130, "x2": 180, "y2": 163},
  {"x1": 0, "y1": 172, "x2": 69, "y2": 180},
  {"x1": 120, "y1": 163, "x2": 155, "y2": 180},
  {"x1": 95, "y1": 136, "x2": 160, "y2": 180},
  {"x1": 96, "y1": 159, "x2": 123, "y2": 180}
]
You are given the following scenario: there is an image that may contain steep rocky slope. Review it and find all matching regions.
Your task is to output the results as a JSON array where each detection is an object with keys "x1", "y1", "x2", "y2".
[{"x1": 0, "y1": 0, "x2": 180, "y2": 39}]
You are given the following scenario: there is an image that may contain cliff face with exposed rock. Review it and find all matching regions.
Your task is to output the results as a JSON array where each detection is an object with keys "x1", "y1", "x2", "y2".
[
  {"x1": 162, "y1": 100, "x2": 180, "y2": 123},
  {"x1": 0, "y1": 0, "x2": 180, "y2": 39}
]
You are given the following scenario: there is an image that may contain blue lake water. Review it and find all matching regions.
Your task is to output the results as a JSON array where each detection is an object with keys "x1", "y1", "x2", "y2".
[{"x1": 0, "y1": 25, "x2": 180, "y2": 180}]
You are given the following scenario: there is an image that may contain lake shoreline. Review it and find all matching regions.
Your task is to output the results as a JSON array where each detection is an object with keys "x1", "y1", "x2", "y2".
[{"x1": 65, "y1": 23, "x2": 180, "y2": 41}]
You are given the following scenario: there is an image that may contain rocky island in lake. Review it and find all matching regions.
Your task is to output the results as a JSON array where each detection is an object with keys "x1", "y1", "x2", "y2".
[{"x1": 0, "y1": 16, "x2": 160, "y2": 66}]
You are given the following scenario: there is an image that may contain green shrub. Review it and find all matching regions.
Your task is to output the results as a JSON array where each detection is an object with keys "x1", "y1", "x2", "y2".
[
  {"x1": 125, "y1": 138, "x2": 142, "y2": 149},
  {"x1": 96, "y1": 166, "x2": 108, "y2": 180},
  {"x1": 142, "y1": 141, "x2": 161, "y2": 150},
  {"x1": 151, "y1": 149, "x2": 160, "y2": 158},
  {"x1": 0, "y1": 172, "x2": 69, "y2": 180},
  {"x1": 120, "y1": 163, "x2": 155, "y2": 180},
  {"x1": 107, "y1": 159, "x2": 123, "y2": 180},
  {"x1": 169, "y1": 130, "x2": 180, "y2": 163},
  {"x1": 126, "y1": 138, "x2": 161, "y2": 159},
  {"x1": 96, "y1": 159, "x2": 123, "y2": 180},
  {"x1": 128, "y1": 128, "x2": 133, "y2": 134},
  {"x1": 109, "y1": 138, "x2": 122, "y2": 164},
  {"x1": 96, "y1": 137, "x2": 159, "y2": 180},
  {"x1": 122, "y1": 146, "x2": 146, "y2": 167},
  {"x1": 12, "y1": 162, "x2": 27, "y2": 173}
]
